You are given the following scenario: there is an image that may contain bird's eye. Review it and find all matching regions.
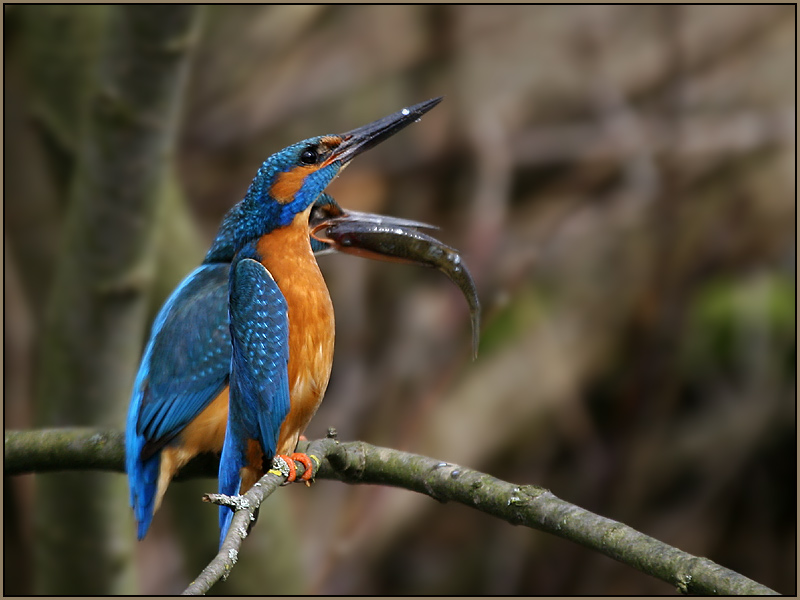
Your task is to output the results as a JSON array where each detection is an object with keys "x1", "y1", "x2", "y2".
[{"x1": 300, "y1": 147, "x2": 319, "y2": 165}]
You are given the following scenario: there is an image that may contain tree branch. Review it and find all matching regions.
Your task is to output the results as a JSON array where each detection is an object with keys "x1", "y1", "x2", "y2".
[
  {"x1": 5, "y1": 428, "x2": 124, "y2": 473},
  {"x1": 4, "y1": 428, "x2": 778, "y2": 596}
]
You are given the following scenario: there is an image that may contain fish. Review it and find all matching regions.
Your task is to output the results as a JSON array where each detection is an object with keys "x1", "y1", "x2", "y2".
[{"x1": 312, "y1": 214, "x2": 481, "y2": 358}]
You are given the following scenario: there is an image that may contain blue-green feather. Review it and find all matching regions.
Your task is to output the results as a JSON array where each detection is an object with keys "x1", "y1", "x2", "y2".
[{"x1": 219, "y1": 243, "x2": 291, "y2": 543}]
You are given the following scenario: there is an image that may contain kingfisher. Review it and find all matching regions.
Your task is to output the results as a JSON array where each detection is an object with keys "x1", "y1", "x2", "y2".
[{"x1": 126, "y1": 98, "x2": 443, "y2": 543}]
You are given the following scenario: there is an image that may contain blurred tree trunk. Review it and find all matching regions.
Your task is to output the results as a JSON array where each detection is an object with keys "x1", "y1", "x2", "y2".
[
  {"x1": 4, "y1": 5, "x2": 108, "y2": 318},
  {"x1": 6, "y1": 8, "x2": 206, "y2": 592},
  {"x1": 4, "y1": 7, "x2": 109, "y2": 595},
  {"x1": 32, "y1": 5, "x2": 200, "y2": 594}
]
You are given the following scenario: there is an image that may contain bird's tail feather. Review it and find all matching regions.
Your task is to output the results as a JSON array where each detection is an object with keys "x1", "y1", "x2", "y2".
[{"x1": 126, "y1": 430, "x2": 160, "y2": 540}]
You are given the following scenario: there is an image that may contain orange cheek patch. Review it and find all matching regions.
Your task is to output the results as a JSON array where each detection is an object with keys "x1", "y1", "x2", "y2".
[{"x1": 270, "y1": 165, "x2": 317, "y2": 204}]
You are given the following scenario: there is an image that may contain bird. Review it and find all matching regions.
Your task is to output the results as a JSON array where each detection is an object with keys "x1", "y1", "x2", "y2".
[
  {"x1": 125, "y1": 194, "x2": 439, "y2": 542},
  {"x1": 126, "y1": 98, "x2": 443, "y2": 542},
  {"x1": 126, "y1": 193, "x2": 340, "y2": 540}
]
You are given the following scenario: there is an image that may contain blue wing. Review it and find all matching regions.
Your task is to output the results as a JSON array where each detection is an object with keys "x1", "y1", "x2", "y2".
[
  {"x1": 126, "y1": 262, "x2": 232, "y2": 539},
  {"x1": 219, "y1": 256, "x2": 290, "y2": 544}
]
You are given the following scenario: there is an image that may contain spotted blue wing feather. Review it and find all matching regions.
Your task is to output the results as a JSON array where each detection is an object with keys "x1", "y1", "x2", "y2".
[
  {"x1": 126, "y1": 262, "x2": 231, "y2": 539},
  {"x1": 219, "y1": 255, "x2": 290, "y2": 544}
]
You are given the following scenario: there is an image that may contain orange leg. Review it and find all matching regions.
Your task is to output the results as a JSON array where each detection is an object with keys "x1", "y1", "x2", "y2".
[
  {"x1": 275, "y1": 453, "x2": 315, "y2": 482},
  {"x1": 290, "y1": 453, "x2": 314, "y2": 482}
]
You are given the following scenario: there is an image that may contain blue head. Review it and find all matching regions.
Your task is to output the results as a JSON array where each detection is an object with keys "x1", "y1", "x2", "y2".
[{"x1": 204, "y1": 98, "x2": 443, "y2": 263}]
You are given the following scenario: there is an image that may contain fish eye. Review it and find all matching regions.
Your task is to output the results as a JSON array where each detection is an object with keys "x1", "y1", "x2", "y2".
[{"x1": 300, "y1": 147, "x2": 319, "y2": 165}]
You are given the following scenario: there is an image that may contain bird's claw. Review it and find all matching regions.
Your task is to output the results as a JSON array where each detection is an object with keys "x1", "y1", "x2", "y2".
[
  {"x1": 290, "y1": 453, "x2": 315, "y2": 482},
  {"x1": 274, "y1": 453, "x2": 316, "y2": 484}
]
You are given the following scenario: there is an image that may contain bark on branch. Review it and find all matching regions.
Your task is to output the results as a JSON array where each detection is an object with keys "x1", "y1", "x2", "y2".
[{"x1": 4, "y1": 428, "x2": 778, "y2": 596}]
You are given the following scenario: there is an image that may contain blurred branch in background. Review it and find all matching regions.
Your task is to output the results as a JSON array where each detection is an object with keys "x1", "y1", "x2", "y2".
[{"x1": 4, "y1": 4, "x2": 795, "y2": 595}]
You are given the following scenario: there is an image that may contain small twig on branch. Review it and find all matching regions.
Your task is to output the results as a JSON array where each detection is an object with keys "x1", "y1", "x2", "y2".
[
  {"x1": 183, "y1": 468, "x2": 287, "y2": 594},
  {"x1": 183, "y1": 438, "x2": 329, "y2": 595},
  {"x1": 4, "y1": 428, "x2": 778, "y2": 596}
]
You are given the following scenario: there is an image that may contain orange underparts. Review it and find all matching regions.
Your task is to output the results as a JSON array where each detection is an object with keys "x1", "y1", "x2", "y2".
[
  {"x1": 155, "y1": 388, "x2": 229, "y2": 512},
  {"x1": 235, "y1": 439, "x2": 263, "y2": 494},
  {"x1": 256, "y1": 210, "x2": 335, "y2": 467}
]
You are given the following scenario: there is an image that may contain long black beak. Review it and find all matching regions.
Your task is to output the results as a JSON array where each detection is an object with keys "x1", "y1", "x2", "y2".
[{"x1": 328, "y1": 97, "x2": 443, "y2": 165}]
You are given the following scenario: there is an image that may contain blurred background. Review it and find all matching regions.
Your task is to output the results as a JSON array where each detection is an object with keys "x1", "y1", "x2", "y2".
[{"x1": 4, "y1": 4, "x2": 795, "y2": 595}]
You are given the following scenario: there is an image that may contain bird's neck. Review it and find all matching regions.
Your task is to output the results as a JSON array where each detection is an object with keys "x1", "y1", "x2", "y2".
[
  {"x1": 254, "y1": 207, "x2": 333, "y2": 337},
  {"x1": 255, "y1": 207, "x2": 318, "y2": 279},
  {"x1": 203, "y1": 195, "x2": 284, "y2": 264},
  {"x1": 204, "y1": 202, "x2": 251, "y2": 263}
]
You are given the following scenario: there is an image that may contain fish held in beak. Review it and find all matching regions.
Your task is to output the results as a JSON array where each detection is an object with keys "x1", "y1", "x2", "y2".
[{"x1": 313, "y1": 215, "x2": 480, "y2": 359}]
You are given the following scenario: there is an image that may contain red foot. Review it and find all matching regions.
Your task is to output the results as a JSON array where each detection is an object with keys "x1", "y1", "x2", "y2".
[
  {"x1": 290, "y1": 452, "x2": 314, "y2": 482},
  {"x1": 275, "y1": 453, "x2": 315, "y2": 482}
]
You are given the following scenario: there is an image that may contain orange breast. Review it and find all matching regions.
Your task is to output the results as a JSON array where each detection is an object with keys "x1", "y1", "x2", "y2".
[{"x1": 257, "y1": 206, "x2": 335, "y2": 458}]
